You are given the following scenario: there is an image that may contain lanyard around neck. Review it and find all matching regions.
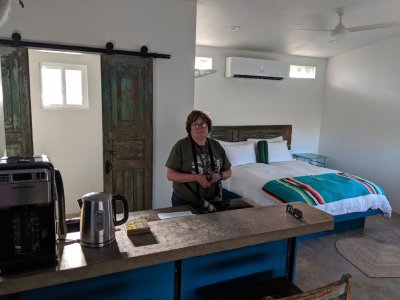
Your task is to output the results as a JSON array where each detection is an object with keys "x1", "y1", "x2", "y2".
[
  {"x1": 189, "y1": 137, "x2": 217, "y2": 200},
  {"x1": 190, "y1": 137, "x2": 215, "y2": 174}
]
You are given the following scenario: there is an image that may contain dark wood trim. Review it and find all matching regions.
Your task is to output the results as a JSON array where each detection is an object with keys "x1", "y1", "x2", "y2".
[
  {"x1": 210, "y1": 125, "x2": 292, "y2": 149},
  {"x1": 174, "y1": 260, "x2": 182, "y2": 300},
  {"x1": 285, "y1": 237, "x2": 297, "y2": 282}
]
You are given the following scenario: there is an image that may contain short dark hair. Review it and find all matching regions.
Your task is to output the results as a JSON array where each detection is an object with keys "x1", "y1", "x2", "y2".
[{"x1": 185, "y1": 110, "x2": 212, "y2": 135}]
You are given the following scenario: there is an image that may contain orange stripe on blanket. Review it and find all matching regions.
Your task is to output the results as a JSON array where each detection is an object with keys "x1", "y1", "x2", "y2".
[
  {"x1": 261, "y1": 189, "x2": 286, "y2": 203},
  {"x1": 337, "y1": 173, "x2": 376, "y2": 194},
  {"x1": 286, "y1": 177, "x2": 325, "y2": 204}
]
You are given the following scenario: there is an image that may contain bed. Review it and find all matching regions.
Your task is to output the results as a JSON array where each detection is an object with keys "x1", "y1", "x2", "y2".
[{"x1": 210, "y1": 125, "x2": 392, "y2": 237}]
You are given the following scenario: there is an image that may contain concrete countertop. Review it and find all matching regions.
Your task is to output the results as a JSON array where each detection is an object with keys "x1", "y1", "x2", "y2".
[{"x1": 0, "y1": 202, "x2": 333, "y2": 296}]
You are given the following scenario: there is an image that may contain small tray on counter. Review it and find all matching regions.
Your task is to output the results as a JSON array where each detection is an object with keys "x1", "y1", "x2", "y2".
[{"x1": 125, "y1": 218, "x2": 151, "y2": 235}]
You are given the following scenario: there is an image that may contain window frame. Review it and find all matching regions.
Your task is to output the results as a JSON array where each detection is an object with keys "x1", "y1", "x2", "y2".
[
  {"x1": 195, "y1": 56, "x2": 213, "y2": 70},
  {"x1": 289, "y1": 64, "x2": 316, "y2": 79},
  {"x1": 40, "y1": 62, "x2": 89, "y2": 109}
]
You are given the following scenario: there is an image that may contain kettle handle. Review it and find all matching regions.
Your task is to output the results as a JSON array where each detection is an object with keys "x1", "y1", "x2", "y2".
[{"x1": 112, "y1": 194, "x2": 129, "y2": 226}]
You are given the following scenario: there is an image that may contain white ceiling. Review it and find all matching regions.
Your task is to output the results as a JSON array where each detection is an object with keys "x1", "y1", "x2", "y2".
[{"x1": 196, "y1": 0, "x2": 400, "y2": 58}]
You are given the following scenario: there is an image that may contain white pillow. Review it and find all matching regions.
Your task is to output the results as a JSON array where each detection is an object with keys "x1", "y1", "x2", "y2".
[
  {"x1": 247, "y1": 136, "x2": 283, "y2": 143},
  {"x1": 222, "y1": 141, "x2": 256, "y2": 166},
  {"x1": 268, "y1": 140, "x2": 293, "y2": 163},
  {"x1": 216, "y1": 140, "x2": 249, "y2": 146}
]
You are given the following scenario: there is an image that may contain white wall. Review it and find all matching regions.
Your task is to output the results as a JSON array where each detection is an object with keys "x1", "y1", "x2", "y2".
[
  {"x1": 28, "y1": 50, "x2": 103, "y2": 214},
  {"x1": 0, "y1": 0, "x2": 196, "y2": 211},
  {"x1": 320, "y1": 36, "x2": 400, "y2": 214},
  {"x1": 195, "y1": 46, "x2": 327, "y2": 153}
]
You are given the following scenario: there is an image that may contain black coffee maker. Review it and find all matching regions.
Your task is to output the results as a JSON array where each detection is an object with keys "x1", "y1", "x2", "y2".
[{"x1": 0, "y1": 155, "x2": 66, "y2": 274}]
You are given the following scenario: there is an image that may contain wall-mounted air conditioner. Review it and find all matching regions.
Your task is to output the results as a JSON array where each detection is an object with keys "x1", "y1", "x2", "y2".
[{"x1": 225, "y1": 57, "x2": 289, "y2": 80}]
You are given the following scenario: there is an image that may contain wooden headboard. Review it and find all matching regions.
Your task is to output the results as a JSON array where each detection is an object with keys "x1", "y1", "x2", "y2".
[{"x1": 210, "y1": 125, "x2": 292, "y2": 149}]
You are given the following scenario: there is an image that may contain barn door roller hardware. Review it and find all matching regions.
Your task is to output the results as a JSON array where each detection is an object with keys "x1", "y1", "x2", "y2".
[{"x1": 0, "y1": 33, "x2": 171, "y2": 59}]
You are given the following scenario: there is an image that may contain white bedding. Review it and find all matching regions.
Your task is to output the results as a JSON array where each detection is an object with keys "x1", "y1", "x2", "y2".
[{"x1": 223, "y1": 160, "x2": 392, "y2": 217}]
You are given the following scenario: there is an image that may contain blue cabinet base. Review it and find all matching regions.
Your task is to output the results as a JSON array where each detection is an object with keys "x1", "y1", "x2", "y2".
[
  {"x1": 17, "y1": 262, "x2": 175, "y2": 300},
  {"x1": 3, "y1": 239, "x2": 301, "y2": 300},
  {"x1": 180, "y1": 240, "x2": 290, "y2": 300}
]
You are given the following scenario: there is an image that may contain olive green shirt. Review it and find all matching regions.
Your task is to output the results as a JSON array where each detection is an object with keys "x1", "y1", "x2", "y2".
[{"x1": 166, "y1": 137, "x2": 231, "y2": 204}]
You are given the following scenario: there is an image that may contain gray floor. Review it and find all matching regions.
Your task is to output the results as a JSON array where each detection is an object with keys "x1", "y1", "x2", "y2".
[{"x1": 295, "y1": 212, "x2": 400, "y2": 300}]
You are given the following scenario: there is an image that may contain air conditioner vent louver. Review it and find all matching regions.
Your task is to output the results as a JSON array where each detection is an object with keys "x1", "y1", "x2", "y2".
[
  {"x1": 0, "y1": 174, "x2": 10, "y2": 183},
  {"x1": 225, "y1": 57, "x2": 289, "y2": 80},
  {"x1": 233, "y1": 74, "x2": 284, "y2": 80}
]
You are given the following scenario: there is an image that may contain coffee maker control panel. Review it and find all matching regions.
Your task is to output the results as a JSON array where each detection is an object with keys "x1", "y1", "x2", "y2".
[{"x1": 0, "y1": 168, "x2": 52, "y2": 209}]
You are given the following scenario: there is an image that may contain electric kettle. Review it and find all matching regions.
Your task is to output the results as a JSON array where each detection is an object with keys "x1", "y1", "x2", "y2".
[{"x1": 78, "y1": 192, "x2": 129, "y2": 248}]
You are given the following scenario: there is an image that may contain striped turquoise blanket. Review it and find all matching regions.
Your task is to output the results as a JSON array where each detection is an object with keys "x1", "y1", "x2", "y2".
[{"x1": 262, "y1": 173, "x2": 385, "y2": 206}]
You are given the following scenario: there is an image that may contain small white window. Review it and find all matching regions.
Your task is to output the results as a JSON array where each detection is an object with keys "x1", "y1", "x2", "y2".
[
  {"x1": 195, "y1": 56, "x2": 217, "y2": 78},
  {"x1": 289, "y1": 65, "x2": 316, "y2": 79},
  {"x1": 195, "y1": 57, "x2": 213, "y2": 70},
  {"x1": 40, "y1": 62, "x2": 89, "y2": 109}
]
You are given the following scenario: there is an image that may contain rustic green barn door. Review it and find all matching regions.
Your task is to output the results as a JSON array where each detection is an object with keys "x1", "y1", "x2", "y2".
[
  {"x1": 0, "y1": 46, "x2": 33, "y2": 156},
  {"x1": 101, "y1": 55, "x2": 153, "y2": 211}
]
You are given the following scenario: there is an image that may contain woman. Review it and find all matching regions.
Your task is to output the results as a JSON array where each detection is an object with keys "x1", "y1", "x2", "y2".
[{"x1": 166, "y1": 110, "x2": 232, "y2": 207}]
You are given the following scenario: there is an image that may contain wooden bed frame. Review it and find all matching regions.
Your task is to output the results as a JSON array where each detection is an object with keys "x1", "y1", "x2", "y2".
[
  {"x1": 210, "y1": 125, "x2": 381, "y2": 239},
  {"x1": 211, "y1": 125, "x2": 292, "y2": 149}
]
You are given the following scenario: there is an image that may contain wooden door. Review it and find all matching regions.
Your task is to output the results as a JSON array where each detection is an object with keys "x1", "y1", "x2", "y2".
[
  {"x1": 0, "y1": 46, "x2": 33, "y2": 156},
  {"x1": 101, "y1": 55, "x2": 153, "y2": 211}
]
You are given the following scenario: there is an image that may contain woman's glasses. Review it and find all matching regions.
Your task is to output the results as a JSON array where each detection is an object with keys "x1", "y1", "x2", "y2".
[{"x1": 191, "y1": 122, "x2": 207, "y2": 129}]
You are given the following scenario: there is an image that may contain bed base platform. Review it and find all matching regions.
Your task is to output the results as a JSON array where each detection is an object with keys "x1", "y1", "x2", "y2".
[{"x1": 298, "y1": 208, "x2": 382, "y2": 241}]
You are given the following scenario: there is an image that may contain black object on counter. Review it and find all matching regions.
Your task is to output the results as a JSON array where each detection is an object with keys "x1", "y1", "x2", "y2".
[
  {"x1": 191, "y1": 198, "x2": 253, "y2": 214},
  {"x1": 0, "y1": 155, "x2": 65, "y2": 274}
]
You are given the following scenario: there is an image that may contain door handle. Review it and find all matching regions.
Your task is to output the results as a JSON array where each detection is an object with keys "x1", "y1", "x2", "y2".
[{"x1": 105, "y1": 160, "x2": 113, "y2": 174}]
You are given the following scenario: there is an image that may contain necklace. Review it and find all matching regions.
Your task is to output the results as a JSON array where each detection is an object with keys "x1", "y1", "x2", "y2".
[{"x1": 195, "y1": 141, "x2": 212, "y2": 175}]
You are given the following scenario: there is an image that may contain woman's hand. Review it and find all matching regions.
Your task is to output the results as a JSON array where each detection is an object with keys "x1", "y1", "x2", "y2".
[
  {"x1": 167, "y1": 168, "x2": 220, "y2": 188},
  {"x1": 208, "y1": 172, "x2": 222, "y2": 184},
  {"x1": 197, "y1": 174, "x2": 212, "y2": 188}
]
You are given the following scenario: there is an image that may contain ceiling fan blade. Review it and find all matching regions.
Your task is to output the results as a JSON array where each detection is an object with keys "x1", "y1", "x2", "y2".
[
  {"x1": 288, "y1": 28, "x2": 331, "y2": 32},
  {"x1": 347, "y1": 22, "x2": 400, "y2": 32}
]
